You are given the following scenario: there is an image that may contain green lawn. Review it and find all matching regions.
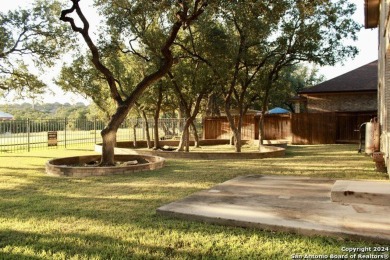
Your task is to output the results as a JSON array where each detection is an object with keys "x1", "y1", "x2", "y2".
[{"x1": 0, "y1": 144, "x2": 388, "y2": 259}]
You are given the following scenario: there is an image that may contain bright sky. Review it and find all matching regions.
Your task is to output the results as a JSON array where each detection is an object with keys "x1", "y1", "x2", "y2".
[
  {"x1": 0, "y1": 0, "x2": 379, "y2": 105},
  {"x1": 318, "y1": 0, "x2": 378, "y2": 80}
]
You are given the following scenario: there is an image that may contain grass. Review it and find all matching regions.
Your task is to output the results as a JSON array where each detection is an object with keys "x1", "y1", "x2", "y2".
[{"x1": 0, "y1": 144, "x2": 388, "y2": 259}]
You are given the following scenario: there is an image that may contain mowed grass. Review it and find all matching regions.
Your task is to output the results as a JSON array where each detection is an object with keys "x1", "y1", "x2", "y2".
[{"x1": 0, "y1": 144, "x2": 388, "y2": 259}]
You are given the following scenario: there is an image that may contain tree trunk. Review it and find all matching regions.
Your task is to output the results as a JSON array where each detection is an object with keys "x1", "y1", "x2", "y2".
[
  {"x1": 100, "y1": 127, "x2": 118, "y2": 166},
  {"x1": 225, "y1": 112, "x2": 242, "y2": 152},
  {"x1": 177, "y1": 120, "x2": 191, "y2": 152},
  {"x1": 153, "y1": 84, "x2": 163, "y2": 150},
  {"x1": 133, "y1": 120, "x2": 138, "y2": 148},
  {"x1": 191, "y1": 121, "x2": 200, "y2": 148},
  {"x1": 99, "y1": 103, "x2": 133, "y2": 165},
  {"x1": 185, "y1": 127, "x2": 190, "y2": 152},
  {"x1": 141, "y1": 111, "x2": 151, "y2": 148},
  {"x1": 60, "y1": 1, "x2": 208, "y2": 165},
  {"x1": 176, "y1": 93, "x2": 204, "y2": 151},
  {"x1": 258, "y1": 114, "x2": 265, "y2": 150},
  {"x1": 153, "y1": 116, "x2": 160, "y2": 150},
  {"x1": 229, "y1": 134, "x2": 234, "y2": 146},
  {"x1": 234, "y1": 129, "x2": 242, "y2": 153},
  {"x1": 233, "y1": 128, "x2": 242, "y2": 153},
  {"x1": 259, "y1": 86, "x2": 270, "y2": 151}
]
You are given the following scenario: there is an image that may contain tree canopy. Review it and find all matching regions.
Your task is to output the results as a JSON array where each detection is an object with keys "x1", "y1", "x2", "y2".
[
  {"x1": 0, "y1": 0, "x2": 71, "y2": 98},
  {"x1": 175, "y1": 0, "x2": 361, "y2": 151},
  {"x1": 1, "y1": 0, "x2": 362, "y2": 157},
  {"x1": 59, "y1": 0, "x2": 209, "y2": 164}
]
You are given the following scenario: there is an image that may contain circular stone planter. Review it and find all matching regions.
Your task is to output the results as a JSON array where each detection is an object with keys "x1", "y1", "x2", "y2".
[
  {"x1": 95, "y1": 139, "x2": 286, "y2": 160},
  {"x1": 46, "y1": 154, "x2": 165, "y2": 177}
]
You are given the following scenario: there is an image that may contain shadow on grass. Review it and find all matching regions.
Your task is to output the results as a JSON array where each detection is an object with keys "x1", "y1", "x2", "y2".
[
  {"x1": 0, "y1": 228, "x2": 216, "y2": 259},
  {"x1": 0, "y1": 212, "x2": 376, "y2": 259},
  {"x1": 0, "y1": 167, "x2": 46, "y2": 172},
  {"x1": 0, "y1": 144, "x2": 386, "y2": 259}
]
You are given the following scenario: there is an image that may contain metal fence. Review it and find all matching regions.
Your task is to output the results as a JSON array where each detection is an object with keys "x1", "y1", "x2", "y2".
[{"x1": 0, "y1": 118, "x2": 192, "y2": 153}]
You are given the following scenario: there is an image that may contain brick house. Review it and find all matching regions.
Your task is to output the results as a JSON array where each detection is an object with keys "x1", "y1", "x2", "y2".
[
  {"x1": 365, "y1": 0, "x2": 390, "y2": 175},
  {"x1": 296, "y1": 61, "x2": 378, "y2": 114},
  {"x1": 204, "y1": 60, "x2": 379, "y2": 143}
]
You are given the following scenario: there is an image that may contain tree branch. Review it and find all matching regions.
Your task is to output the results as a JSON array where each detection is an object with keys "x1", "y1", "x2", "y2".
[{"x1": 60, "y1": 0, "x2": 123, "y2": 104}]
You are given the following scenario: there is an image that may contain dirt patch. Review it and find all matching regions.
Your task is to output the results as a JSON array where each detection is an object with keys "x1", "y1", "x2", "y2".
[{"x1": 69, "y1": 157, "x2": 150, "y2": 167}]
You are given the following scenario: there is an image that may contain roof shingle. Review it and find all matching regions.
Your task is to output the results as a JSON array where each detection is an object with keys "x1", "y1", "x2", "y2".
[{"x1": 299, "y1": 60, "x2": 377, "y2": 94}]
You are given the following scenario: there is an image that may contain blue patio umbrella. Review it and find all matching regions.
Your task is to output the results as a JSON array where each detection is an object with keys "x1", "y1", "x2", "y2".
[{"x1": 267, "y1": 107, "x2": 290, "y2": 114}]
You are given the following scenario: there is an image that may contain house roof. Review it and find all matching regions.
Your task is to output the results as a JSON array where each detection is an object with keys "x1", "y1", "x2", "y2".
[
  {"x1": 299, "y1": 60, "x2": 377, "y2": 95},
  {"x1": 0, "y1": 111, "x2": 14, "y2": 119}
]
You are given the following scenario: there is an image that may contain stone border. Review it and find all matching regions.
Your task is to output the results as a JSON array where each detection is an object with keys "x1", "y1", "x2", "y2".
[
  {"x1": 95, "y1": 139, "x2": 286, "y2": 160},
  {"x1": 46, "y1": 154, "x2": 165, "y2": 177}
]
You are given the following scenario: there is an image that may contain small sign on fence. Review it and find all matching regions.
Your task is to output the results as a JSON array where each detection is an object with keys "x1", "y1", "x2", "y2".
[{"x1": 48, "y1": 131, "x2": 58, "y2": 146}]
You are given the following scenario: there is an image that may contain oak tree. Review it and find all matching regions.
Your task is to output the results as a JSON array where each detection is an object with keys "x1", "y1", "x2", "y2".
[{"x1": 60, "y1": 0, "x2": 208, "y2": 165}]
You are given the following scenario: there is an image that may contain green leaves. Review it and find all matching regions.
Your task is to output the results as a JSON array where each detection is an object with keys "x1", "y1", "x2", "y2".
[{"x1": 0, "y1": 0, "x2": 73, "y2": 98}]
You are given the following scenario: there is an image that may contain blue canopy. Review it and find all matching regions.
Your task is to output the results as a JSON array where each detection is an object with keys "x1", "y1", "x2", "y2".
[{"x1": 267, "y1": 107, "x2": 290, "y2": 114}]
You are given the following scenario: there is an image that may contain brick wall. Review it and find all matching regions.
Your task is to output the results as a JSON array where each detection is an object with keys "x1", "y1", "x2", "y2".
[
  {"x1": 378, "y1": 0, "x2": 390, "y2": 175},
  {"x1": 305, "y1": 93, "x2": 377, "y2": 113}
]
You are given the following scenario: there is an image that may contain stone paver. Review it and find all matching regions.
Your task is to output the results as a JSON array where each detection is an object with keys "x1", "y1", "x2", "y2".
[
  {"x1": 157, "y1": 175, "x2": 390, "y2": 243},
  {"x1": 331, "y1": 180, "x2": 390, "y2": 206}
]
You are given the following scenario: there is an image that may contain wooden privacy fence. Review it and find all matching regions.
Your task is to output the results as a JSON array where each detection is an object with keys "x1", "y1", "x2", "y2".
[
  {"x1": 203, "y1": 112, "x2": 376, "y2": 144},
  {"x1": 202, "y1": 115, "x2": 257, "y2": 140},
  {"x1": 291, "y1": 113, "x2": 337, "y2": 144},
  {"x1": 203, "y1": 114, "x2": 291, "y2": 141},
  {"x1": 256, "y1": 114, "x2": 291, "y2": 140},
  {"x1": 291, "y1": 112, "x2": 376, "y2": 144}
]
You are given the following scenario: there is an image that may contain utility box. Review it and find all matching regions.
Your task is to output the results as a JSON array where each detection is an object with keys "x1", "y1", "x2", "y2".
[{"x1": 365, "y1": 118, "x2": 380, "y2": 155}]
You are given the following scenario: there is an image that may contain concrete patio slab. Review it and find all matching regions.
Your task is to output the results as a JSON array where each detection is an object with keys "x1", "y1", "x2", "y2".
[
  {"x1": 331, "y1": 180, "x2": 390, "y2": 206},
  {"x1": 157, "y1": 175, "x2": 390, "y2": 243}
]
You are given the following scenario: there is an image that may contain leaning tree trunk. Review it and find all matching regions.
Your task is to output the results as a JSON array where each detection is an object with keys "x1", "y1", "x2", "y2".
[
  {"x1": 225, "y1": 113, "x2": 242, "y2": 153},
  {"x1": 190, "y1": 121, "x2": 200, "y2": 148},
  {"x1": 176, "y1": 94, "x2": 204, "y2": 152},
  {"x1": 224, "y1": 100, "x2": 244, "y2": 153}
]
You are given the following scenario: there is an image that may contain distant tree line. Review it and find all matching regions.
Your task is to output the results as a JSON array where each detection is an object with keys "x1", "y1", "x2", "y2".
[{"x1": 0, "y1": 102, "x2": 90, "y2": 120}]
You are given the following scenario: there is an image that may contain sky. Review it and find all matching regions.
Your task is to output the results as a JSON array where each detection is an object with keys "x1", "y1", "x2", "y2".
[
  {"x1": 318, "y1": 1, "x2": 378, "y2": 80},
  {"x1": 0, "y1": 0, "x2": 379, "y2": 105}
]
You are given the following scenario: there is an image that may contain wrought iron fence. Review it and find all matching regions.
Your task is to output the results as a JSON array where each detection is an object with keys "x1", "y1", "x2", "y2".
[{"x1": 0, "y1": 118, "x2": 193, "y2": 153}]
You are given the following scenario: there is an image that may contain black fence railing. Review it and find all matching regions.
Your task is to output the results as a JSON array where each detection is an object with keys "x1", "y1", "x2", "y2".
[{"x1": 0, "y1": 118, "x2": 192, "y2": 153}]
